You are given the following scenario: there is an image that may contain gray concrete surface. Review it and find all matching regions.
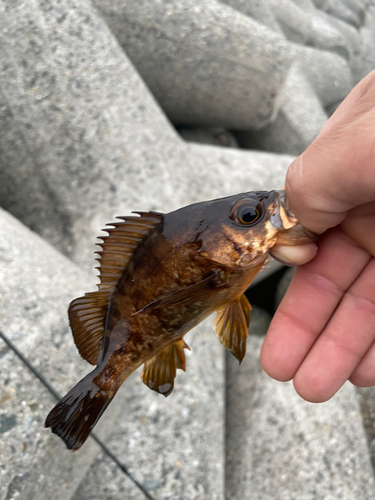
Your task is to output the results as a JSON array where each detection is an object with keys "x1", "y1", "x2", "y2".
[
  {"x1": 93, "y1": 0, "x2": 293, "y2": 130},
  {"x1": 357, "y1": 386, "x2": 375, "y2": 472},
  {"x1": 312, "y1": 0, "x2": 363, "y2": 27},
  {"x1": 352, "y1": 5, "x2": 375, "y2": 84},
  {"x1": 178, "y1": 127, "x2": 239, "y2": 148},
  {"x1": 1, "y1": 0, "x2": 375, "y2": 499},
  {"x1": 295, "y1": 45, "x2": 353, "y2": 107},
  {"x1": 0, "y1": 0, "x2": 293, "y2": 275},
  {"x1": 221, "y1": 0, "x2": 282, "y2": 33},
  {"x1": 226, "y1": 308, "x2": 375, "y2": 500},
  {"x1": 0, "y1": 202, "x2": 225, "y2": 499},
  {"x1": 237, "y1": 62, "x2": 327, "y2": 155},
  {"x1": 0, "y1": 0, "x2": 181, "y2": 267},
  {"x1": 71, "y1": 317, "x2": 225, "y2": 500},
  {"x1": 0, "y1": 208, "x2": 120, "y2": 500}
]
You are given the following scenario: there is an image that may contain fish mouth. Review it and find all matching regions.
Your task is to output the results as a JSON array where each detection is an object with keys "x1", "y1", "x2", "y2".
[{"x1": 269, "y1": 190, "x2": 316, "y2": 246}]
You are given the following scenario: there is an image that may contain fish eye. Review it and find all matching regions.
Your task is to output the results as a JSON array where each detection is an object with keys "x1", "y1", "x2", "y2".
[
  {"x1": 239, "y1": 206, "x2": 259, "y2": 224},
  {"x1": 232, "y1": 201, "x2": 263, "y2": 225}
]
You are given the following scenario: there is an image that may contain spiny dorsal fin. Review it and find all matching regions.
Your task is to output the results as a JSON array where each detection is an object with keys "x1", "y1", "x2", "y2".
[
  {"x1": 69, "y1": 211, "x2": 164, "y2": 365},
  {"x1": 141, "y1": 339, "x2": 190, "y2": 397},
  {"x1": 96, "y1": 211, "x2": 164, "y2": 292},
  {"x1": 68, "y1": 291, "x2": 109, "y2": 365},
  {"x1": 213, "y1": 294, "x2": 251, "y2": 363}
]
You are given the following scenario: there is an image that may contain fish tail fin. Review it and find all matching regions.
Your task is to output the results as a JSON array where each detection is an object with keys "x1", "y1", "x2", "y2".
[{"x1": 45, "y1": 374, "x2": 112, "y2": 451}]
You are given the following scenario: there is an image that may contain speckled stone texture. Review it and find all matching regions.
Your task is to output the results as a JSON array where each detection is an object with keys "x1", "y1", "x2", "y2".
[
  {"x1": 226, "y1": 308, "x2": 375, "y2": 500},
  {"x1": 0, "y1": 207, "x2": 225, "y2": 500},
  {"x1": 1, "y1": 0, "x2": 375, "y2": 498},
  {"x1": 93, "y1": 0, "x2": 293, "y2": 130},
  {"x1": 70, "y1": 317, "x2": 225, "y2": 500},
  {"x1": 357, "y1": 386, "x2": 375, "y2": 472},
  {"x1": 236, "y1": 62, "x2": 327, "y2": 155},
  {"x1": 352, "y1": 5, "x2": 375, "y2": 84},
  {"x1": 0, "y1": 208, "x2": 119, "y2": 500},
  {"x1": 0, "y1": 0, "x2": 293, "y2": 275},
  {"x1": 0, "y1": 0, "x2": 182, "y2": 267}
]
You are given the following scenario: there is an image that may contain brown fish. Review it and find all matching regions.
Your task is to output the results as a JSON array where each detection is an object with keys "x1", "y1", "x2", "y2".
[{"x1": 45, "y1": 190, "x2": 314, "y2": 450}]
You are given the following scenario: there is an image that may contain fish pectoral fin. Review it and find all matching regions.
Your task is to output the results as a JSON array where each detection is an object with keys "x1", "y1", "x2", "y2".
[
  {"x1": 135, "y1": 272, "x2": 221, "y2": 314},
  {"x1": 141, "y1": 339, "x2": 190, "y2": 397},
  {"x1": 68, "y1": 291, "x2": 110, "y2": 365},
  {"x1": 213, "y1": 294, "x2": 251, "y2": 363}
]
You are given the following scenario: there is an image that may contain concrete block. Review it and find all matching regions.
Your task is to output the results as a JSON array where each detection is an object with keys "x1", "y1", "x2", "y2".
[
  {"x1": 270, "y1": 0, "x2": 316, "y2": 45},
  {"x1": 287, "y1": 0, "x2": 353, "y2": 61},
  {"x1": 177, "y1": 127, "x2": 238, "y2": 148},
  {"x1": 0, "y1": 350, "x2": 101, "y2": 500},
  {"x1": 0, "y1": 108, "x2": 297, "y2": 500},
  {"x1": 289, "y1": 0, "x2": 317, "y2": 9},
  {"x1": 0, "y1": 0, "x2": 178, "y2": 269},
  {"x1": 236, "y1": 62, "x2": 327, "y2": 155},
  {"x1": 0, "y1": 0, "x2": 293, "y2": 277},
  {"x1": 339, "y1": 0, "x2": 366, "y2": 25},
  {"x1": 352, "y1": 6, "x2": 375, "y2": 85},
  {"x1": 357, "y1": 386, "x2": 375, "y2": 472},
  {"x1": 93, "y1": 0, "x2": 294, "y2": 129},
  {"x1": 220, "y1": 0, "x2": 282, "y2": 34},
  {"x1": 0, "y1": 197, "x2": 225, "y2": 498},
  {"x1": 226, "y1": 314, "x2": 375, "y2": 499},
  {"x1": 312, "y1": 0, "x2": 362, "y2": 27},
  {"x1": 186, "y1": 144, "x2": 294, "y2": 195},
  {"x1": 0, "y1": 208, "x2": 123, "y2": 500},
  {"x1": 71, "y1": 317, "x2": 225, "y2": 500},
  {"x1": 308, "y1": 10, "x2": 351, "y2": 60},
  {"x1": 324, "y1": 13, "x2": 362, "y2": 64},
  {"x1": 0, "y1": 141, "x2": 294, "y2": 499},
  {"x1": 295, "y1": 45, "x2": 353, "y2": 107}
]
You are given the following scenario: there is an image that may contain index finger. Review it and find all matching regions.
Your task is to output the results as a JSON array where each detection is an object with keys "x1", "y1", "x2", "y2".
[{"x1": 260, "y1": 228, "x2": 370, "y2": 382}]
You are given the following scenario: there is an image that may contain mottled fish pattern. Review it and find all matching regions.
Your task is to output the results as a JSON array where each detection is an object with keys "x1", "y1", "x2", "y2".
[{"x1": 45, "y1": 190, "x2": 314, "y2": 450}]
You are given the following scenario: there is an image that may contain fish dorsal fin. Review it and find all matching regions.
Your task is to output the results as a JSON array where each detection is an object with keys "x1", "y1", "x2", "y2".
[
  {"x1": 213, "y1": 294, "x2": 251, "y2": 363},
  {"x1": 69, "y1": 211, "x2": 163, "y2": 365},
  {"x1": 96, "y1": 211, "x2": 164, "y2": 292},
  {"x1": 68, "y1": 291, "x2": 110, "y2": 365},
  {"x1": 141, "y1": 339, "x2": 190, "y2": 397}
]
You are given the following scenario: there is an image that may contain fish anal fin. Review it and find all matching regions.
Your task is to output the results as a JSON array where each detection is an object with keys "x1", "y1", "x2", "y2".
[
  {"x1": 213, "y1": 294, "x2": 251, "y2": 363},
  {"x1": 141, "y1": 339, "x2": 190, "y2": 397},
  {"x1": 96, "y1": 212, "x2": 163, "y2": 293},
  {"x1": 68, "y1": 291, "x2": 110, "y2": 365}
]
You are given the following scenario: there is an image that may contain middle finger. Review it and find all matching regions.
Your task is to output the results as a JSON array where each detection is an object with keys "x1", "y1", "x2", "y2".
[{"x1": 294, "y1": 256, "x2": 375, "y2": 402}]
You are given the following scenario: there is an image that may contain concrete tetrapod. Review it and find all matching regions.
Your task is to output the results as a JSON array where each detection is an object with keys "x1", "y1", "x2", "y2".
[{"x1": 0, "y1": 206, "x2": 224, "y2": 499}]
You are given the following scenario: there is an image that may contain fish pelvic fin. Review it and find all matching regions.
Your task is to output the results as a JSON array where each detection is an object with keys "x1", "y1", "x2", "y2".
[
  {"x1": 141, "y1": 339, "x2": 190, "y2": 397},
  {"x1": 45, "y1": 373, "x2": 112, "y2": 451},
  {"x1": 213, "y1": 294, "x2": 251, "y2": 363}
]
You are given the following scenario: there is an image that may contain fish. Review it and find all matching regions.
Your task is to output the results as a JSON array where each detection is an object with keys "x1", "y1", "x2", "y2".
[{"x1": 45, "y1": 190, "x2": 314, "y2": 450}]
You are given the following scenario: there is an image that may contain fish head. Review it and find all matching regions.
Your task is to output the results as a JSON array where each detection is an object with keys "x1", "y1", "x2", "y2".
[{"x1": 197, "y1": 190, "x2": 315, "y2": 269}]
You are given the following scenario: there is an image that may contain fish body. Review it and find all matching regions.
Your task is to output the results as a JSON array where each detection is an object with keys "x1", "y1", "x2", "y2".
[{"x1": 45, "y1": 190, "x2": 314, "y2": 450}]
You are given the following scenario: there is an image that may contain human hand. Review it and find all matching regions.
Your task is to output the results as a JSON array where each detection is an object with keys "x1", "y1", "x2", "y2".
[{"x1": 260, "y1": 70, "x2": 375, "y2": 403}]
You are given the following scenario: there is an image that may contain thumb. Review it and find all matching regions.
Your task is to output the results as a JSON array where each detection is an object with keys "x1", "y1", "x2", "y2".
[{"x1": 285, "y1": 70, "x2": 375, "y2": 235}]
